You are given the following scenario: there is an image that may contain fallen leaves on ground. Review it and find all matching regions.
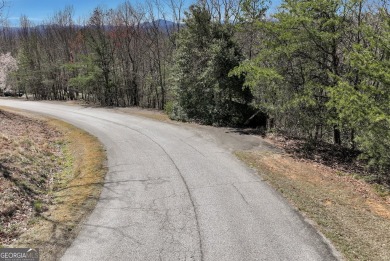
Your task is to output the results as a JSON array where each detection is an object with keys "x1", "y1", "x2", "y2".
[{"x1": 0, "y1": 109, "x2": 65, "y2": 245}]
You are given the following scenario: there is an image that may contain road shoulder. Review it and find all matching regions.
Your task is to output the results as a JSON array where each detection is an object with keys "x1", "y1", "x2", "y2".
[{"x1": 236, "y1": 150, "x2": 390, "y2": 261}]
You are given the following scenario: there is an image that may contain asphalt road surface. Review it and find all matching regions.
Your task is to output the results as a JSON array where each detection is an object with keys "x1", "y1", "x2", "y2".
[{"x1": 0, "y1": 99, "x2": 340, "y2": 261}]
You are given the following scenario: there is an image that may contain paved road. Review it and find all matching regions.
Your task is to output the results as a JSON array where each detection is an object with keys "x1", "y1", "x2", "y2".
[{"x1": 0, "y1": 99, "x2": 340, "y2": 261}]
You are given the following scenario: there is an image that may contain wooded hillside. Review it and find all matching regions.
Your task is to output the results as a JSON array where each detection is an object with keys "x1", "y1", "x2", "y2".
[{"x1": 0, "y1": 0, "x2": 388, "y2": 179}]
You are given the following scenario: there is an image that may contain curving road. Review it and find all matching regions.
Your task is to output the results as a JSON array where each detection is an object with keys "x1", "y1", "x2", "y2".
[{"x1": 0, "y1": 99, "x2": 340, "y2": 261}]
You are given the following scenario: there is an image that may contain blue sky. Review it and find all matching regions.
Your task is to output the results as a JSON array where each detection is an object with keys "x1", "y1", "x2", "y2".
[
  {"x1": 4, "y1": 0, "x2": 282, "y2": 25},
  {"x1": 5, "y1": 0, "x2": 126, "y2": 24}
]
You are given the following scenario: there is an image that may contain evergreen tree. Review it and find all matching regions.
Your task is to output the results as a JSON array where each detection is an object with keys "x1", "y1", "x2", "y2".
[
  {"x1": 233, "y1": 0, "x2": 351, "y2": 139},
  {"x1": 64, "y1": 54, "x2": 102, "y2": 101},
  {"x1": 329, "y1": 10, "x2": 390, "y2": 174},
  {"x1": 171, "y1": 4, "x2": 252, "y2": 126},
  {"x1": 86, "y1": 8, "x2": 116, "y2": 106}
]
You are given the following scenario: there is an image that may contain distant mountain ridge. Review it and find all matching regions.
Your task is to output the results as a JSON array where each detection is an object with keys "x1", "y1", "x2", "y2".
[
  {"x1": 0, "y1": 19, "x2": 180, "y2": 31},
  {"x1": 142, "y1": 19, "x2": 179, "y2": 30}
]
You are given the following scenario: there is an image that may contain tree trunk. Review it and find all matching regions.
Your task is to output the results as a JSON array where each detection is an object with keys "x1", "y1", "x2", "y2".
[
  {"x1": 351, "y1": 129, "x2": 356, "y2": 149},
  {"x1": 333, "y1": 125, "x2": 341, "y2": 145}
]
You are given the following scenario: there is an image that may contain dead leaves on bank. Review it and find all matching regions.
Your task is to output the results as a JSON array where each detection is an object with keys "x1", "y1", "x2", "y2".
[{"x1": 0, "y1": 109, "x2": 63, "y2": 245}]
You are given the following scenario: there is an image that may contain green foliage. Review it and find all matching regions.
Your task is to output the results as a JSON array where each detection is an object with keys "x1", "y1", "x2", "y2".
[
  {"x1": 230, "y1": 57, "x2": 285, "y2": 117},
  {"x1": 239, "y1": 0, "x2": 270, "y2": 22},
  {"x1": 233, "y1": 0, "x2": 390, "y2": 175},
  {"x1": 328, "y1": 11, "x2": 390, "y2": 172},
  {"x1": 172, "y1": 5, "x2": 253, "y2": 126},
  {"x1": 64, "y1": 54, "x2": 102, "y2": 95},
  {"x1": 15, "y1": 45, "x2": 42, "y2": 97},
  {"x1": 234, "y1": 0, "x2": 350, "y2": 137},
  {"x1": 33, "y1": 200, "x2": 43, "y2": 213},
  {"x1": 3, "y1": 0, "x2": 389, "y2": 176}
]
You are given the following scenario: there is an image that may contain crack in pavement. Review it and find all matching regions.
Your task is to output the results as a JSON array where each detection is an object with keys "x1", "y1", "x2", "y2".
[
  {"x1": 179, "y1": 138, "x2": 207, "y2": 158},
  {"x1": 232, "y1": 184, "x2": 250, "y2": 206},
  {"x1": 83, "y1": 223, "x2": 144, "y2": 246},
  {"x1": 68, "y1": 112, "x2": 205, "y2": 261},
  {"x1": 188, "y1": 180, "x2": 262, "y2": 190}
]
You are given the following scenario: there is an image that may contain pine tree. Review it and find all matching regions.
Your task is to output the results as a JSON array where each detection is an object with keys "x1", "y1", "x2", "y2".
[
  {"x1": 171, "y1": 4, "x2": 252, "y2": 126},
  {"x1": 232, "y1": 0, "x2": 351, "y2": 139},
  {"x1": 329, "y1": 10, "x2": 390, "y2": 174}
]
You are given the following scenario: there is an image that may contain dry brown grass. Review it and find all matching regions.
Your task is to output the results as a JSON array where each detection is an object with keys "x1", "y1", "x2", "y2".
[
  {"x1": 114, "y1": 107, "x2": 171, "y2": 122},
  {"x1": 236, "y1": 150, "x2": 390, "y2": 261},
  {"x1": 62, "y1": 100, "x2": 171, "y2": 122},
  {"x1": 0, "y1": 107, "x2": 106, "y2": 260},
  {"x1": 0, "y1": 109, "x2": 64, "y2": 245}
]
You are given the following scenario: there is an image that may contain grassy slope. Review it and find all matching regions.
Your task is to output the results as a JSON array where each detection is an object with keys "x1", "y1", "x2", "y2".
[{"x1": 0, "y1": 107, "x2": 106, "y2": 261}]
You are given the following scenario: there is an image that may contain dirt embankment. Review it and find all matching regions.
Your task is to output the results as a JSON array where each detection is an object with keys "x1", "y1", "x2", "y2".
[
  {"x1": 0, "y1": 108, "x2": 106, "y2": 261},
  {"x1": 0, "y1": 110, "x2": 64, "y2": 245}
]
